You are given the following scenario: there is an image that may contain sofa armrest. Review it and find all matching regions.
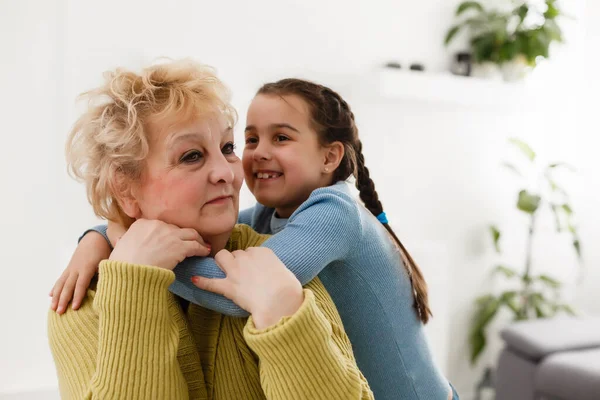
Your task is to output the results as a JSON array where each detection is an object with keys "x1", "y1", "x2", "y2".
[{"x1": 500, "y1": 317, "x2": 600, "y2": 361}]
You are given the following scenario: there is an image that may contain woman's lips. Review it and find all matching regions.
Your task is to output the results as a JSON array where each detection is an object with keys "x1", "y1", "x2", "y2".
[{"x1": 206, "y1": 195, "x2": 233, "y2": 205}]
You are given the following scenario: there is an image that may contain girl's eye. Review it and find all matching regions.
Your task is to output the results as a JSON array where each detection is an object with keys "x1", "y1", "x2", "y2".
[
  {"x1": 222, "y1": 142, "x2": 236, "y2": 155},
  {"x1": 275, "y1": 134, "x2": 289, "y2": 142},
  {"x1": 245, "y1": 136, "x2": 258, "y2": 145},
  {"x1": 180, "y1": 150, "x2": 203, "y2": 164}
]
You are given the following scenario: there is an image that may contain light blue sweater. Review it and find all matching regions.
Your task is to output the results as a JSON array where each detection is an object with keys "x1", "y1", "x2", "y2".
[{"x1": 86, "y1": 182, "x2": 449, "y2": 399}]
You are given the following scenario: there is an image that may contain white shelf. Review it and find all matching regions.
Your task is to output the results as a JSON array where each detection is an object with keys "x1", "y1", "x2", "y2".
[{"x1": 372, "y1": 68, "x2": 551, "y2": 109}]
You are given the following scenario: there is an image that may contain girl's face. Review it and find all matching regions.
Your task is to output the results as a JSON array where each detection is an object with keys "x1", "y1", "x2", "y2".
[
  {"x1": 243, "y1": 94, "x2": 333, "y2": 217},
  {"x1": 126, "y1": 112, "x2": 243, "y2": 239}
]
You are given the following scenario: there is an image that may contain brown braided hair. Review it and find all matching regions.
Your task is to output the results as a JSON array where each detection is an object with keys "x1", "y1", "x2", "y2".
[{"x1": 257, "y1": 78, "x2": 432, "y2": 324}]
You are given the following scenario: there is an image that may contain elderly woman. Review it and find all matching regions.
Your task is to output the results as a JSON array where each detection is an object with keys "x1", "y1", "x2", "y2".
[{"x1": 48, "y1": 60, "x2": 372, "y2": 399}]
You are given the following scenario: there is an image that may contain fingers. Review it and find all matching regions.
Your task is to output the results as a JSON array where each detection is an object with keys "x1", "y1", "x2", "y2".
[
  {"x1": 57, "y1": 274, "x2": 78, "y2": 315},
  {"x1": 184, "y1": 240, "x2": 211, "y2": 258},
  {"x1": 72, "y1": 271, "x2": 94, "y2": 310},
  {"x1": 214, "y1": 249, "x2": 236, "y2": 273},
  {"x1": 178, "y1": 228, "x2": 202, "y2": 243},
  {"x1": 191, "y1": 276, "x2": 231, "y2": 298},
  {"x1": 179, "y1": 228, "x2": 211, "y2": 255},
  {"x1": 50, "y1": 272, "x2": 68, "y2": 312}
]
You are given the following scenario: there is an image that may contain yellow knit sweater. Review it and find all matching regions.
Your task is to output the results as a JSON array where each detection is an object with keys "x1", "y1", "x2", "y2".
[{"x1": 48, "y1": 224, "x2": 373, "y2": 399}]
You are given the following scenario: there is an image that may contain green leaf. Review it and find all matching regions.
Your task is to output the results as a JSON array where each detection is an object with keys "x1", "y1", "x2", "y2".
[
  {"x1": 530, "y1": 292, "x2": 550, "y2": 318},
  {"x1": 550, "y1": 204, "x2": 562, "y2": 232},
  {"x1": 545, "y1": 19, "x2": 563, "y2": 42},
  {"x1": 537, "y1": 274, "x2": 561, "y2": 289},
  {"x1": 548, "y1": 162, "x2": 576, "y2": 172},
  {"x1": 549, "y1": 180, "x2": 568, "y2": 196},
  {"x1": 509, "y1": 138, "x2": 536, "y2": 162},
  {"x1": 500, "y1": 291, "x2": 520, "y2": 314},
  {"x1": 516, "y1": 4, "x2": 529, "y2": 23},
  {"x1": 573, "y1": 239, "x2": 581, "y2": 258},
  {"x1": 471, "y1": 32, "x2": 499, "y2": 63},
  {"x1": 445, "y1": 25, "x2": 461, "y2": 46},
  {"x1": 502, "y1": 162, "x2": 523, "y2": 177},
  {"x1": 470, "y1": 295, "x2": 500, "y2": 365},
  {"x1": 544, "y1": 0, "x2": 560, "y2": 19},
  {"x1": 556, "y1": 304, "x2": 577, "y2": 316},
  {"x1": 517, "y1": 190, "x2": 541, "y2": 214},
  {"x1": 562, "y1": 204, "x2": 573, "y2": 216},
  {"x1": 534, "y1": 304, "x2": 548, "y2": 318},
  {"x1": 475, "y1": 294, "x2": 495, "y2": 306},
  {"x1": 494, "y1": 265, "x2": 517, "y2": 279},
  {"x1": 499, "y1": 38, "x2": 521, "y2": 63},
  {"x1": 457, "y1": 1, "x2": 484, "y2": 16},
  {"x1": 470, "y1": 330, "x2": 486, "y2": 366},
  {"x1": 489, "y1": 225, "x2": 501, "y2": 253}
]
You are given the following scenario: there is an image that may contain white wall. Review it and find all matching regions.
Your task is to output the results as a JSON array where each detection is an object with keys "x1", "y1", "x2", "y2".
[
  {"x1": 2, "y1": 0, "x2": 598, "y2": 397},
  {"x1": 0, "y1": 0, "x2": 66, "y2": 394}
]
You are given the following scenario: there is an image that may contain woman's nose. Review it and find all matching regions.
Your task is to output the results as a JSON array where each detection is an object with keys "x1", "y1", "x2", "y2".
[{"x1": 208, "y1": 154, "x2": 235, "y2": 184}]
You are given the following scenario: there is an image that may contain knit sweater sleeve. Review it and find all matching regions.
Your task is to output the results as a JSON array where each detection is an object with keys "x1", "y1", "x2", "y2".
[
  {"x1": 47, "y1": 261, "x2": 202, "y2": 399},
  {"x1": 170, "y1": 188, "x2": 362, "y2": 317},
  {"x1": 243, "y1": 278, "x2": 374, "y2": 400}
]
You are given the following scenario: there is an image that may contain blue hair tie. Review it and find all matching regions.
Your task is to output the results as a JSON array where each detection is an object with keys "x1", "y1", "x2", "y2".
[{"x1": 376, "y1": 212, "x2": 388, "y2": 224}]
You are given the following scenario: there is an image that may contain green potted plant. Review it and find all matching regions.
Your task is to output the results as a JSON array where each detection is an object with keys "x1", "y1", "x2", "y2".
[
  {"x1": 470, "y1": 138, "x2": 582, "y2": 366},
  {"x1": 500, "y1": 0, "x2": 564, "y2": 81},
  {"x1": 445, "y1": 1, "x2": 564, "y2": 81},
  {"x1": 445, "y1": 1, "x2": 511, "y2": 79}
]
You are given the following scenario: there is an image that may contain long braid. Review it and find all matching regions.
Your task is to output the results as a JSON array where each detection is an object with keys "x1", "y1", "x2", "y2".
[
  {"x1": 327, "y1": 89, "x2": 433, "y2": 324},
  {"x1": 258, "y1": 79, "x2": 433, "y2": 324},
  {"x1": 354, "y1": 140, "x2": 432, "y2": 323}
]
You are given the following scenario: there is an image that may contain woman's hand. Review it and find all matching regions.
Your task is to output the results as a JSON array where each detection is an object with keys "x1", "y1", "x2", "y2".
[
  {"x1": 50, "y1": 231, "x2": 111, "y2": 314},
  {"x1": 109, "y1": 219, "x2": 211, "y2": 270},
  {"x1": 192, "y1": 247, "x2": 304, "y2": 329}
]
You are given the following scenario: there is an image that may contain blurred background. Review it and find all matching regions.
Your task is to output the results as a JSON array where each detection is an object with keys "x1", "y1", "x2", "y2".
[{"x1": 1, "y1": 0, "x2": 599, "y2": 399}]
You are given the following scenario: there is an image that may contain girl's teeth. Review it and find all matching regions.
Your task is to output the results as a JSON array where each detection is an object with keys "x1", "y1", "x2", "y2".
[{"x1": 257, "y1": 173, "x2": 279, "y2": 179}]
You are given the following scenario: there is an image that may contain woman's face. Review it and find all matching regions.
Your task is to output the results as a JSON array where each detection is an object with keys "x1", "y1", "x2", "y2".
[{"x1": 128, "y1": 112, "x2": 243, "y2": 238}]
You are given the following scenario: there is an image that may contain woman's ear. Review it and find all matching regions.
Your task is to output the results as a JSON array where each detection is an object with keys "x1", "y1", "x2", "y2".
[
  {"x1": 322, "y1": 141, "x2": 345, "y2": 173},
  {"x1": 118, "y1": 195, "x2": 142, "y2": 220},
  {"x1": 111, "y1": 172, "x2": 142, "y2": 220}
]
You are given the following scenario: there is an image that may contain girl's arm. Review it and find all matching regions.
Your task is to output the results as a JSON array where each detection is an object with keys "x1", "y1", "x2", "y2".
[
  {"x1": 173, "y1": 189, "x2": 362, "y2": 316},
  {"x1": 50, "y1": 229, "x2": 111, "y2": 314}
]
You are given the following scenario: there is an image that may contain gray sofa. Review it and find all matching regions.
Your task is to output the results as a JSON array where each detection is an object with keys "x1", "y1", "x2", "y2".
[{"x1": 495, "y1": 317, "x2": 600, "y2": 400}]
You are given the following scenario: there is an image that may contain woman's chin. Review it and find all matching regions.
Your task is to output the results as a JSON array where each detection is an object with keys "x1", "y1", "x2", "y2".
[{"x1": 196, "y1": 218, "x2": 237, "y2": 238}]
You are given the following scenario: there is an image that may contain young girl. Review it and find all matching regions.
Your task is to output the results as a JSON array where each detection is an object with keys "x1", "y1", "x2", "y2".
[{"x1": 52, "y1": 79, "x2": 457, "y2": 400}]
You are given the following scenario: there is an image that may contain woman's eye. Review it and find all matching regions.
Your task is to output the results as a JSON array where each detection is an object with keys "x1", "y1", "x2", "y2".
[
  {"x1": 275, "y1": 134, "x2": 289, "y2": 142},
  {"x1": 245, "y1": 137, "x2": 258, "y2": 145},
  {"x1": 222, "y1": 142, "x2": 236, "y2": 155},
  {"x1": 180, "y1": 150, "x2": 203, "y2": 164}
]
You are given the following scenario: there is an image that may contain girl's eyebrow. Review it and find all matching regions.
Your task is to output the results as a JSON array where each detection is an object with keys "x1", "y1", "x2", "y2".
[{"x1": 245, "y1": 123, "x2": 300, "y2": 133}]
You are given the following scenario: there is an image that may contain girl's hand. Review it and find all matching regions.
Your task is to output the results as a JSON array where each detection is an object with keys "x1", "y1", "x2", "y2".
[
  {"x1": 109, "y1": 219, "x2": 211, "y2": 270},
  {"x1": 50, "y1": 231, "x2": 111, "y2": 314},
  {"x1": 192, "y1": 247, "x2": 304, "y2": 329}
]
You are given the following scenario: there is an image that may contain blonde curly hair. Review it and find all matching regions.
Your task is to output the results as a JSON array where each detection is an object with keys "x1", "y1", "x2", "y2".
[{"x1": 66, "y1": 59, "x2": 236, "y2": 227}]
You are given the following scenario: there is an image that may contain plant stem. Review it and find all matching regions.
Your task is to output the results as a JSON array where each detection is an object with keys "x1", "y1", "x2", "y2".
[{"x1": 522, "y1": 213, "x2": 536, "y2": 318}]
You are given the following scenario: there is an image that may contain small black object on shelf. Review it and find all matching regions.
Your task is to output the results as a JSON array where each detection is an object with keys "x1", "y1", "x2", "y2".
[
  {"x1": 409, "y1": 63, "x2": 425, "y2": 72},
  {"x1": 384, "y1": 61, "x2": 402, "y2": 69},
  {"x1": 451, "y1": 52, "x2": 472, "y2": 77}
]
